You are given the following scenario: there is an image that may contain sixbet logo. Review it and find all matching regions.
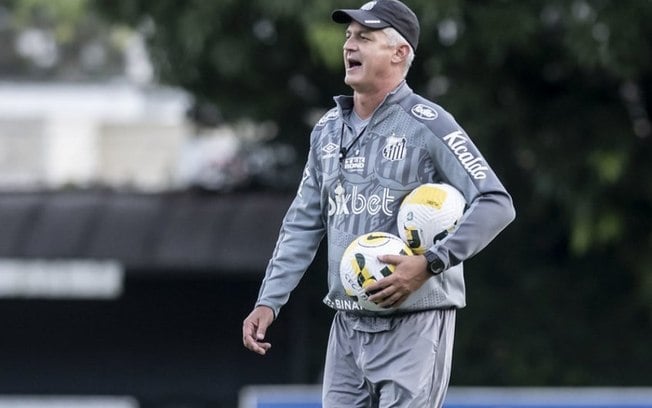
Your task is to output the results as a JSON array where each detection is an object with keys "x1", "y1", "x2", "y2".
[{"x1": 328, "y1": 185, "x2": 395, "y2": 217}]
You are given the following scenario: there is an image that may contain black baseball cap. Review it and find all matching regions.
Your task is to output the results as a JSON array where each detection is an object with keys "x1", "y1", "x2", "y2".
[{"x1": 332, "y1": 0, "x2": 420, "y2": 51}]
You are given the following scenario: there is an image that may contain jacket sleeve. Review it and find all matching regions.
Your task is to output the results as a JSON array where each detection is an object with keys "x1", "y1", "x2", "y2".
[
  {"x1": 255, "y1": 136, "x2": 326, "y2": 318},
  {"x1": 424, "y1": 112, "x2": 516, "y2": 269}
]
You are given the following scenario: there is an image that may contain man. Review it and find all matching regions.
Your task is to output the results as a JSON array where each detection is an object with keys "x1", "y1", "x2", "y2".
[{"x1": 243, "y1": 0, "x2": 516, "y2": 406}]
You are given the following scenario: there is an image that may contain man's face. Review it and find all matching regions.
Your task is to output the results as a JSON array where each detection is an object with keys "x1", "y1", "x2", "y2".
[{"x1": 342, "y1": 21, "x2": 396, "y2": 92}]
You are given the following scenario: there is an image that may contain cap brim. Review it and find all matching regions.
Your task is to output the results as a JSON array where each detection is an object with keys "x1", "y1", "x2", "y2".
[{"x1": 331, "y1": 9, "x2": 390, "y2": 29}]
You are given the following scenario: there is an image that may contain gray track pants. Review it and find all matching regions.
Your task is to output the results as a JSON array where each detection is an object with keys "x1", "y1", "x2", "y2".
[{"x1": 322, "y1": 309, "x2": 456, "y2": 408}]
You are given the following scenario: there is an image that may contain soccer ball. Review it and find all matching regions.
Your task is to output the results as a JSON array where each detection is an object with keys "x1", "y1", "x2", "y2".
[
  {"x1": 339, "y1": 232, "x2": 413, "y2": 311},
  {"x1": 397, "y1": 183, "x2": 466, "y2": 254}
]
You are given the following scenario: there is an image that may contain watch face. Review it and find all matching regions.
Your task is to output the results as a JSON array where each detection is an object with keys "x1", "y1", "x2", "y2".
[{"x1": 429, "y1": 257, "x2": 444, "y2": 274}]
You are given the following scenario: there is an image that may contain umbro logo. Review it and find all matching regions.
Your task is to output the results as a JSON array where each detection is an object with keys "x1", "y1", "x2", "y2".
[{"x1": 322, "y1": 142, "x2": 339, "y2": 155}]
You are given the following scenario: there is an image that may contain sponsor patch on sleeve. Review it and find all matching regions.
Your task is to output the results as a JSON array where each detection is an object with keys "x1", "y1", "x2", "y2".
[
  {"x1": 316, "y1": 109, "x2": 339, "y2": 127},
  {"x1": 411, "y1": 104, "x2": 438, "y2": 120}
]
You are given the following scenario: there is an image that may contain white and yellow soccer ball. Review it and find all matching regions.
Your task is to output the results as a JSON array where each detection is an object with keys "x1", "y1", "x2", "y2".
[
  {"x1": 339, "y1": 232, "x2": 413, "y2": 311},
  {"x1": 397, "y1": 183, "x2": 466, "y2": 254}
]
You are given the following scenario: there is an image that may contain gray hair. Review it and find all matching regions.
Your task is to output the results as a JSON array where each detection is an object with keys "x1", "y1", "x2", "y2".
[{"x1": 382, "y1": 27, "x2": 415, "y2": 77}]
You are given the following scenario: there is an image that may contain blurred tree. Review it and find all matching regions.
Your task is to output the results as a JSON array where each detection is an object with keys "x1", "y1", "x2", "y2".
[
  {"x1": 92, "y1": 0, "x2": 350, "y2": 154},
  {"x1": 1, "y1": 0, "x2": 146, "y2": 81},
  {"x1": 91, "y1": 0, "x2": 652, "y2": 387}
]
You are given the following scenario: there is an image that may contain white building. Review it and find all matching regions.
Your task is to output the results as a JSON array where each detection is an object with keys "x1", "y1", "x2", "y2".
[{"x1": 0, "y1": 81, "x2": 192, "y2": 191}]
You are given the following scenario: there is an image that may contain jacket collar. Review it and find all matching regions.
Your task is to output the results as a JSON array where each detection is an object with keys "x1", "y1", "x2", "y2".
[{"x1": 333, "y1": 81, "x2": 413, "y2": 122}]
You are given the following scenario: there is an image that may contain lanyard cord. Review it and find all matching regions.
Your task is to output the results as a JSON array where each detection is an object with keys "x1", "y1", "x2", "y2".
[{"x1": 338, "y1": 121, "x2": 368, "y2": 162}]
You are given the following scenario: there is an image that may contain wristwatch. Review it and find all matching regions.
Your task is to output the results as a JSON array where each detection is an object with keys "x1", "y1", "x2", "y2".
[{"x1": 423, "y1": 250, "x2": 445, "y2": 275}]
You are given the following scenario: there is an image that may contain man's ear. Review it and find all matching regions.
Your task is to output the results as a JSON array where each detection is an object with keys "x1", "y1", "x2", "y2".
[{"x1": 392, "y1": 44, "x2": 410, "y2": 64}]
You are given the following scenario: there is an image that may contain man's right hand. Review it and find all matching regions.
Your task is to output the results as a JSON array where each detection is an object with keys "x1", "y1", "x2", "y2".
[{"x1": 242, "y1": 305, "x2": 274, "y2": 355}]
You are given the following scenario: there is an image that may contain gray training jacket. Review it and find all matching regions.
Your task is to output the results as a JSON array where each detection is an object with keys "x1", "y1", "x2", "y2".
[{"x1": 256, "y1": 81, "x2": 515, "y2": 317}]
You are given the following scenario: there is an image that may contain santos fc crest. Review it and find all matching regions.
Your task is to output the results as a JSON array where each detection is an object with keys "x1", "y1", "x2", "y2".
[{"x1": 383, "y1": 136, "x2": 407, "y2": 161}]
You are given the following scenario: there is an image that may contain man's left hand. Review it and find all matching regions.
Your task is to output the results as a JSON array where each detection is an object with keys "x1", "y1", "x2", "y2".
[{"x1": 366, "y1": 254, "x2": 431, "y2": 309}]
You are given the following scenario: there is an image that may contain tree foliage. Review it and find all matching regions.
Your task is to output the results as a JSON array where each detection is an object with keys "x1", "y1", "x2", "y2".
[
  {"x1": 2, "y1": 0, "x2": 131, "y2": 80},
  {"x1": 91, "y1": 0, "x2": 652, "y2": 386}
]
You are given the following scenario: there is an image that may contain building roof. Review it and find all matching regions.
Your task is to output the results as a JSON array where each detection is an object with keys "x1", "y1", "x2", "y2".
[{"x1": 0, "y1": 190, "x2": 294, "y2": 274}]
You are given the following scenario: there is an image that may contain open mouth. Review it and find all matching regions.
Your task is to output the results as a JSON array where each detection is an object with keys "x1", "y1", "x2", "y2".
[{"x1": 347, "y1": 57, "x2": 362, "y2": 70}]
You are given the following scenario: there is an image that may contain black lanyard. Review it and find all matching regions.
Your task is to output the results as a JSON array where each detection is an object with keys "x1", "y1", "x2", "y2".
[{"x1": 338, "y1": 122, "x2": 368, "y2": 162}]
